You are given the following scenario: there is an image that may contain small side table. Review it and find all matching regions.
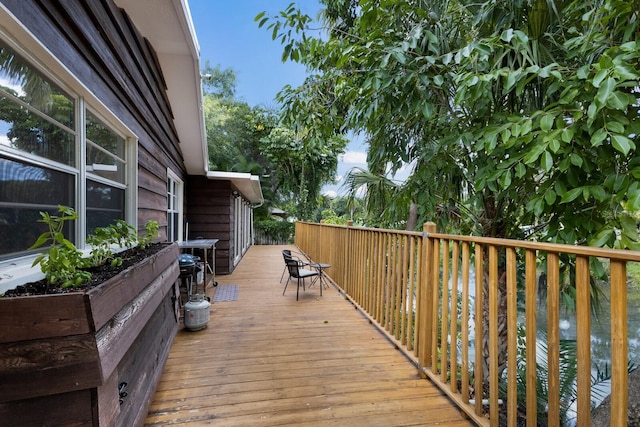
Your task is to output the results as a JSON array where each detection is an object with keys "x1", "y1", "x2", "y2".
[{"x1": 309, "y1": 262, "x2": 331, "y2": 296}]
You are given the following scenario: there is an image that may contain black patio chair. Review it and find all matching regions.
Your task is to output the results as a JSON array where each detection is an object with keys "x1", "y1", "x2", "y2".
[
  {"x1": 280, "y1": 249, "x2": 311, "y2": 283},
  {"x1": 283, "y1": 258, "x2": 319, "y2": 300}
]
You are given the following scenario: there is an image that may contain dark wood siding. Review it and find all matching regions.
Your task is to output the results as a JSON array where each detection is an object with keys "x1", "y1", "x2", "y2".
[
  {"x1": 4, "y1": 0, "x2": 187, "y2": 238},
  {"x1": 186, "y1": 176, "x2": 236, "y2": 274}
]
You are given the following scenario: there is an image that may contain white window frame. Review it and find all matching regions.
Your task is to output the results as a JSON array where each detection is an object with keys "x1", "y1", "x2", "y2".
[
  {"x1": 232, "y1": 193, "x2": 253, "y2": 266},
  {"x1": 0, "y1": 9, "x2": 138, "y2": 291},
  {"x1": 167, "y1": 168, "x2": 183, "y2": 242}
]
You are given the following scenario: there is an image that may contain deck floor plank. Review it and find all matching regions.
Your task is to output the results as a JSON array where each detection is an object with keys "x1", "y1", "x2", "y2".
[{"x1": 145, "y1": 245, "x2": 473, "y2": 426}]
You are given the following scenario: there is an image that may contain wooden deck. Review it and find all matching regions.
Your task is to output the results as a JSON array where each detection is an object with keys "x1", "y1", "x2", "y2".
[{"x1": 145, "y1": 245, "x2": 474, "y2": 426}]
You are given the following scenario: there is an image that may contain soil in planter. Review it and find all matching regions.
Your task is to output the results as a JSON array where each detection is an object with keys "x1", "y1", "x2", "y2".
[{"x1": 2, "y1": 243, "x2": 169, "y2": 297}]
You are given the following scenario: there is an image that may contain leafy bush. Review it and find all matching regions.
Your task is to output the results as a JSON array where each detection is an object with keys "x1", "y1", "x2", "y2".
[{"x1": 254, "y1": 219, "x2": 294, "y2": 243}]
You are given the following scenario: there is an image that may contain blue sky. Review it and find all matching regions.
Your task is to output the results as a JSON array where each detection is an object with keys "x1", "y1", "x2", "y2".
[{"x1": 188, "y1": 0, "x2": 368, "y2": 197}]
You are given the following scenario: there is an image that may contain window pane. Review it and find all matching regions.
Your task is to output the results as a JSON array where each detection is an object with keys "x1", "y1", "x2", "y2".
[
  {"x1": 0, "y1": 156, "x2": 74, "y2": 259},
  {"x1": 0, "y1": 43, "x2": 74, "y2": 128},
  {"x1": 0, "y1": 41, "x2": 76, "y2": 165},
  {"x1": 0, "y1": 108, "x2": 75, "y2": 165},
  {"x1": 167, "y1": 212, "x2": 179, "y2": 242},
  {"x1": 86, "y1": 179, "x2": 124, "y2": 235},
  {"x1": 86, "y1": 142, "x2": 125, "y2": 183},
  {"x1": 86, "y1": 112, "x2": 124, "y2": 157},
  {"x1": 86, "y1": 112, "x2": 125, "y2": 184}
]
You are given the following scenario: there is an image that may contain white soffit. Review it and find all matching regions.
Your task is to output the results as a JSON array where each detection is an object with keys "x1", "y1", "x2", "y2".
[
  {"x1": 206, "y1": 171, "x2": 264, "y2": 205},
  {"x1": 113, "y1": 0, "x2": 207, "y2": 175}
]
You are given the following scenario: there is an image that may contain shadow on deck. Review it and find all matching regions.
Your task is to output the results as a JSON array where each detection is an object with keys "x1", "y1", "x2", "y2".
[{"x1": 145, "y1": 245, "x2": 474, "y2": 426}]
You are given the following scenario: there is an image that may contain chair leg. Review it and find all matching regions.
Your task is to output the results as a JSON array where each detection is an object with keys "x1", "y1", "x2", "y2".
[
  {"x1": 296, "y1": 277, "x2": 300, "y2": 300},
  {"x1": 280, "y1": 265, "x2": 287, "y2": 283},
  {"x1": 283, "y1": 276, "x2": 289, "y2": 296}
]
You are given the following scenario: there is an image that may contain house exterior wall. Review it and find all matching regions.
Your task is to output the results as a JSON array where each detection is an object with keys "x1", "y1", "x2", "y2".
[
  {"x1": 2, "y1": 0, "x2": 187, "y2": 237},
  {"x1": 186, "y1": 176, "x2": 234, "y2": 274},
  {"x1": 0, "y1": 1, "x2": 188, "y2": 424}
]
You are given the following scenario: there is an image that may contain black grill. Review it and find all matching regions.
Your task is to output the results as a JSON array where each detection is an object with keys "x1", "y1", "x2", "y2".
[{"x1": 178, "y1": 254, "x2": 201, "y2": 297}]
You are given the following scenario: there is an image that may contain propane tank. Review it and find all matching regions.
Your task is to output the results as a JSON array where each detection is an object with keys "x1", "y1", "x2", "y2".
[{"x1": 184, "y1": 293, "x2": 210, "y2": 331}]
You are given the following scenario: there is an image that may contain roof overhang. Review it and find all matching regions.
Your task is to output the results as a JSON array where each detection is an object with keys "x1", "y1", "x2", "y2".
[
  {"x1": 112, "y1": 1, "x2": 263, "y2": 205},
  {"x1": 206, "y1": 171, "x2": 264, "y2": 205},
  {"x1": 113, "y1": 0, "x2": 208, "y2": 175}
]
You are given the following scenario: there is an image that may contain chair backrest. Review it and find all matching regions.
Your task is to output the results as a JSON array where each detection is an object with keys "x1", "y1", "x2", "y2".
[
  {"x1": 282, "y1": 250, "x2": 293, "y2": 270},
  {"x1": 285, "y1": 258, "x2": 301, "y2": 278}
]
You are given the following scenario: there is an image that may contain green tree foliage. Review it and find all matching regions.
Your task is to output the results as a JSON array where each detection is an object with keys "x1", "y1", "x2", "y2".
[
  {"x1": 258, "y1": 0, "x2": 640, "y2": 250},
  {"x1": 201, "y1": 62, "x2": 347, "y2": 221},
  {"x1": 201, "y1": 63, "x2": 270, "y2": 173},
  {"x1": 342, "y1": 166, "x2": 410, "y2": 228},
  {"x1": 259, "y1": 1, "x2": 640, "y2": 407},
  {"x1": 201, "y1": 60, "x2": 237, "y2": 99},
  {"x1": 259, "y1": 127, "x2": 347, "y2": 219},
  {"x1": 254, "y1": 219, "x2": 294, "y2": 243}
]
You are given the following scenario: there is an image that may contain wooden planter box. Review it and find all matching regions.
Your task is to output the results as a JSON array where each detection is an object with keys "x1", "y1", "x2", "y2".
[{"x1": 0, "y1": 242, "x2": 180, "y2": 426}]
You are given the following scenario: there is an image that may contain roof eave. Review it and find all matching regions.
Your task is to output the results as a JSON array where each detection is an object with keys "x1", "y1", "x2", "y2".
[
  {"x1": 206, "y1": 171, "x2": 264, "y2": 205},
  {"x1": 113, "y1": 0, "x2": 208, "y2": 175}
]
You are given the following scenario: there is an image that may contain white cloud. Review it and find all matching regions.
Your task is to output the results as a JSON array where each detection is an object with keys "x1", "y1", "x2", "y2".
[
  {"x1": 0, "y1": 77, "x2": 25, "y2": 96},
  {"x1": 340, "y1": 150, "x2": 367, "y2": 164},
  {"x1": 388, "y1": 160, "x2": 415, "y2": 183},
  {"x1": 335, "y1": 174, "x2": 343, "y2": 183},
  {"x1": 322, "y1": 189, "x2": 337, "y2": 198}
]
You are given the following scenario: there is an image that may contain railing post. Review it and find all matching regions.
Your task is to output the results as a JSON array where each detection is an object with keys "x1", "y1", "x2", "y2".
[
  {"x1": 343, "y1": 221, "x2": 353, "y2": 295},
  {"x1": 418, "y1": 222, "x2": 436, "y2": 371}
]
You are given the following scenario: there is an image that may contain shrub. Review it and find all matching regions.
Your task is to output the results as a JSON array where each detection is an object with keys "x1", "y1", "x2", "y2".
[{"x1": 254, "y1": 219, "x2": 294, "y2": 244}]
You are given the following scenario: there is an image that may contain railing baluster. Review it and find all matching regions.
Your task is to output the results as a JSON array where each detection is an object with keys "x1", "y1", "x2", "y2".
[
  {"x1": 432, "y1": 238, "x2": 441, "y2": 375},
  {"x1": 401, "y1": 235, "x2": 410, "y2": 345},
  {"x1": 461, "y1": 241, "x2": 470, "y2": 403},
  {"x1": 421, "y1": 222, "x2": 436, "y2": 369},
  {"x1": 394, "y1": 233, "x2": 401, "y2": 337},
  {"x1": 506, "y1": 247, "x2": 517, "y2": 426},
  {"x1": 385, "y1": 233, "x2": 394, "y2": 333},
  {"x1": 407, "y1": 236, "x2": 417, "y2": 351},
  {"x1": 474, "y1": 243, "x2": 484, "y2": 417},
  {"x1": 611, "y1": 259, "x2": 628, "y2": 427},
  {"x1": 547, "y1": 253, "x2": 560, "y2": 426},
  {"x1": 369, "y1": 231, "x2": 376, "y2": 315},
  {"x1": 441, "y1": 239, "x2": 450, "y2": 384},
  {"x1": 576, "y1": 255, "x2": 591, "y2": 426},
  {"x1": 489, "y1": 244, "x2": 499, "y2": 427},
  {"x1": 450, "y1": 241, "x2": 460, "y2": 394},
  {"x1": 525, "y1": 249, "x2": 537, "y2": 427},
  {"x1": 354, "y1": 229, "x2": 360, "y2": 303},
  {"x1": 376, "y1": 232, "x2": 385, "y2": 324}
]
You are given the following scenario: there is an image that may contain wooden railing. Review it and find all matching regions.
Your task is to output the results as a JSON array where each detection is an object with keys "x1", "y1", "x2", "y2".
[{"x1": 296, "y1": 221, "x2": 639, "y2": 427}]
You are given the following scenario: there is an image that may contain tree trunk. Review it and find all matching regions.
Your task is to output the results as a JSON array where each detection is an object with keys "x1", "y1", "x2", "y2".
[{"x1": 406, "y1": 202, "x2": 418, "y2": 231}]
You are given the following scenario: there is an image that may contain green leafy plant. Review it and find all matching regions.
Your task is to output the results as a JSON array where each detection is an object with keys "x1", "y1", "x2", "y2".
[
  {"x1": 87, "y1": 220, "x2": 137, "y2": 268},
  {"x1": 30, "y1": 206, "x2": 162, "y2": 290},
  {"x1": 29, "y1": 205, "x2": 92, "y2": 289},
  {"x1": 139, "y1": 220, "x2": 159, "y2": 249},
  {"x1": 254, "y1": 219, "x2": 294, "y2": 243}
]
